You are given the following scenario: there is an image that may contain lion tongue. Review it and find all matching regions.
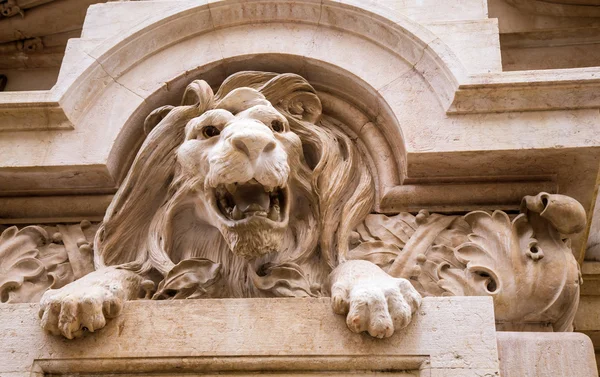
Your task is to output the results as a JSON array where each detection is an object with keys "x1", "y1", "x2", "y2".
[{"x1": 232, "y1": 183, "x2": 270, "y2": 213}]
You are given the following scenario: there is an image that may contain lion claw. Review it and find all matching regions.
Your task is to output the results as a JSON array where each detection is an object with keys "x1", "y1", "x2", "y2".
[
  {"x1": 39, "y1": 282, "x2": 123, "y2": 339},
  {"x1": 329, "y1": 260, "x2": 422, "y2": 338}
]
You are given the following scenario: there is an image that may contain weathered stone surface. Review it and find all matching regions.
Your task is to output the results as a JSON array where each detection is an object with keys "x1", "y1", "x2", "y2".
[
  {"x1": 35, "y1": 72, "x2": 424, "y2": 340},
  {"x1": 0, "y1": 1, "x2": 598, "y2": 258},
  {"x1": 497, "y1": 332, "x2": 598, "y2": 377},
  {"x1": 1, "y1": 297, "x2": 501, "y2": 377},
  {"x1": 0, "y1": 0, "x2": 599, "y2": 375},
  {"x1": 11, "y1": 72, "x2": 581, "y2": 341}
]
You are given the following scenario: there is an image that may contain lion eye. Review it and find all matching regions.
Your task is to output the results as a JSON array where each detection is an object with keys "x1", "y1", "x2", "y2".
[
  {"x1": 201, "y1": 126, "x2": 221, "y2": 138},
  {"x1": 271, "y1": 120, "x2": 285, "y2": 133}
]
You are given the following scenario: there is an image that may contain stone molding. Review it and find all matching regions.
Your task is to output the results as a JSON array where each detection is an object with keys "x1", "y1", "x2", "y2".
[
  {"x1": 0, "y1": 1, "x2": 598, "y2": 123},
  {"x1": 1, "y1": 0, "x2": 600, "y2": 128},
  {"x1": 504, "y1": 0, "x2": 600, "y2": 17},
  {"x1": 1, "y1": 297, "x2": 597, "y2": 376},
  {"x1": 0, "y1": 0, "x2": 55, "y2": 19}
]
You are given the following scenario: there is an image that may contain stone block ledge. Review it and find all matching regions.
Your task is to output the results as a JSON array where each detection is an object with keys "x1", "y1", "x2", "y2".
[
  {"x1": 2, "y1": 297, "x2": 498, "y2": 376},
  {"x1": 0, "y1": 296, "x2": 597, "y2": 376}
]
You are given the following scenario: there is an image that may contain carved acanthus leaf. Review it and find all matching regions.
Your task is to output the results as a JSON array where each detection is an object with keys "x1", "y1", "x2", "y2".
[
  {"x1": 152, "y1": 258, "x2": 222, "y2": 300},
  {"x1": 0, "y1": 222, "x2": 97, "y2": 303},
  {"x1": 351, "y1": 193, "x2": 584, "y2": 331},
  {"x1": 250, "y1": 262, "x2": 320, "y2": 298},
  {"x1": 349, "y1": 213, "x2": 417, "y2": 273},
  {"x1": 0, "y1": 226, "x2": 70, "y2": 303}
]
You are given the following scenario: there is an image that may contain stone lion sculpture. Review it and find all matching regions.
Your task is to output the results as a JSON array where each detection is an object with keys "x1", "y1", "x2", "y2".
[{"x1": 38, "y1": 71, "x2": 421, "y2": 339}]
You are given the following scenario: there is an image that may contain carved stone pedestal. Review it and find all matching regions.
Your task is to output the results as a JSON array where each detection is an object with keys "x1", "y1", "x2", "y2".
[{"x1": 0, "y1": 297, "x2": 596, "y2": 377}]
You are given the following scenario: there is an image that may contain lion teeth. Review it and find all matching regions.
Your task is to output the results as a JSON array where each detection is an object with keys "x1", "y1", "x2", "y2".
[
  {"x1": 249, "y1": 211, "x2": 268, "y2": 217},
  {"x1": 226, "y1": 183, "x2": 237, "y2": 194},
  {"x1": 219, "y1": 197, "x2": 229, "y2": 210},
  {"x1": 268, "y1": 204, "x2": 280, "y2": 221},
  {"x1": 232, "y1": 205, "x2": 243, "y2": 220},
  {"x1": 214, "y1": 182, "x2": 286, "y2": 222}
]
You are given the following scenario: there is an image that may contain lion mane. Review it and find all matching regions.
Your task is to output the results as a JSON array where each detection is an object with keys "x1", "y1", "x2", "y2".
[{"x1": 93, "y1": 72, "x2": 374, "y2": 298}]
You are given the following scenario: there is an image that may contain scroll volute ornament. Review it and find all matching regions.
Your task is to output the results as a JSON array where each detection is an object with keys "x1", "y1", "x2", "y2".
[
  {"x1": 278, "y1": 91, "x2": 322, "y2": 124},
  {"x1": 521, "y1": 192, "x2": 587, "y2": 234},
  {"x1": 0, "y1": 226, "x2": 50, "y2": 303},
  {"x1": 512, "y1": 192, "x2": 585, "y2": 330}
]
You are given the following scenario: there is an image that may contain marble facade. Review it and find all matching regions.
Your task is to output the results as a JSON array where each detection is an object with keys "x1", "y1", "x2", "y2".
[{"x1": 1, "y1": 1, "x2": 600, "y2": 376}]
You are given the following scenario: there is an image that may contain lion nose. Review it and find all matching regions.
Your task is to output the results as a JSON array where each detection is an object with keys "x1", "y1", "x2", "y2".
[{"x1": 231, "y1": 133, "x2": 276, "y2": 161}]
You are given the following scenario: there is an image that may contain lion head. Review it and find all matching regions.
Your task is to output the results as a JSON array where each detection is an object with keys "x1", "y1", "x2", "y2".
[
  {"x1": 176, "y1": 86, "x2": 300, "y2": 259},
  {"x1": 94, "y1": 72, "x2": 374, "y2": 297}
]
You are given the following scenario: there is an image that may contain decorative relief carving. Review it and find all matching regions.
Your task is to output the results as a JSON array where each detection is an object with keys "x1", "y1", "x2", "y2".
[
  {"x1": 34, "y1": 72, "x2": 422, "y2": 339},
  {"x1": 349, "y1": 192, "x2": 585, "y2": 331},
  {"x1": 0, "y1": 221, "x2": 96, "y2": 303},
  {"x1": 0, "y1": 72, "x2": 585, "y2": 339}
]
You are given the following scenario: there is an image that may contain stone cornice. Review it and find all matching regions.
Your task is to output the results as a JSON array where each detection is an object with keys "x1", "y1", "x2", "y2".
[
  {"x1": 2, "y1": 67, "x2": 600, "y2": 132},
  {"x1": 0, "y1": 0, "x2": 598, "y2": 133},
  {"x1": 504, "y1": 0, "x2": 600, "y2": 17},
  {"x1": 451, "y1": 68, "x2": 600, "y2": 114}
]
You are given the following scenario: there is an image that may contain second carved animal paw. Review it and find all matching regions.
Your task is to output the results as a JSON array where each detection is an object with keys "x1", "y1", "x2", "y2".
[
  {"x1": 39, "y1": 281, "x2": 124, "y2": 339},
  {"x1": 329, "y1": 260, "x2": 422, "y2": 338}
]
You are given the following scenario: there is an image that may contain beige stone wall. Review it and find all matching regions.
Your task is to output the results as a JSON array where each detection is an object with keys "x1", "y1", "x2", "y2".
[{"x1": 0, "y1": 0, "x2": 599, "y2": 375}]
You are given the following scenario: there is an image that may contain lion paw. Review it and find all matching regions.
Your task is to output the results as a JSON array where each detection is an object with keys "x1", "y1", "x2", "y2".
[
  {"x1": 39, "y1": 281, "x2": 124, "y2": 339},
  {"x1": 330, "y1": 261, "x2": 422, "y2": 338}
]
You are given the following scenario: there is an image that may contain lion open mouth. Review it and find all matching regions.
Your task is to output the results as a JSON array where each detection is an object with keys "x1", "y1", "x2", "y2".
[{"x1": 214, "y1": 179, "x2": 287, "y2": 223}]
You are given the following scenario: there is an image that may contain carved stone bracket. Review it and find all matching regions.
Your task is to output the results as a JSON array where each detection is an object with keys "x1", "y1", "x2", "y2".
[{"x1": 348, "y1": 192, "x2": 585, "y2": 331}]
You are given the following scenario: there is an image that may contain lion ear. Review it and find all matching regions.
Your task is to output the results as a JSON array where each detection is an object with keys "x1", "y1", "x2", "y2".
[
  {"x1": 181, "y1": 80, "x2": 214, "y2": 112},
  {"x1": 144, "y1": 105, "x2": 175, "y2": 135},
  {"x1": 280, "y1": 92, "x2": 322, "y2": 124}
]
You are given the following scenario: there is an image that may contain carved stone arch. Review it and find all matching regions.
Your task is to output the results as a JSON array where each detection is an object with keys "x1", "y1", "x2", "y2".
[
  {"x1": 0, "y1": 0, "x2": 478, "y2": 223},
  {"x1": 58, "y1": 0, "x2": 468, "y2": 213}
]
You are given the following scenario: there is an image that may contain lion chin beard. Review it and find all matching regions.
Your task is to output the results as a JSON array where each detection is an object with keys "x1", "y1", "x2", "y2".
[{"x1": 220, "y1": 222, "x2": 286, "y2": 259}]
